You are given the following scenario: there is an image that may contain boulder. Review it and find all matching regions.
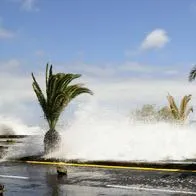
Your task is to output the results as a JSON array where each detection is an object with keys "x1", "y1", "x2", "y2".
[{"x1": 56, "y1": 166, "x2": 67, "y2": 176}]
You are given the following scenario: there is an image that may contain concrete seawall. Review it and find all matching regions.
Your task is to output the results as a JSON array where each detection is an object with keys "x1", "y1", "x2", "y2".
[
  {"x1": 0, "y1": 135, "x2": 196, "y2": 172},
  {"x1": 18, "y1": 155, "x2": 196, "y2": 172}
]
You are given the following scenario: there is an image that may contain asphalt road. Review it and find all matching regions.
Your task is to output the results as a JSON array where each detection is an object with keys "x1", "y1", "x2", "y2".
[{"x1": 0, "y1": 162, "x2": 196, "y2": 196}]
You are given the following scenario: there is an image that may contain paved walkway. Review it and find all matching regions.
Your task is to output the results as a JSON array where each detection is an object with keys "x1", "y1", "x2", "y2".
[{"x1": 0, "y1": 162, "x2": 196, "y2": 195}]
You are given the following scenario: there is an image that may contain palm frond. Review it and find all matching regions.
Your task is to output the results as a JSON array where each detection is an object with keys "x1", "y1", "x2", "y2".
[
  {"x1": 167, "y1": 94, "x2": 179, "y2": 120},
  {"x1": 58, "y1": 73, "x2": 81, "y2": 90},
  {"x1": 32, "y1": 64, "x2": 93, "y2": 130},
  {"x1": 32, "y1": 73, "x2": 47, "y2": 114},
  {"x1": 179, "y1": 95, "x2": 192, "y2": 118},
  {"x1": 189, "y1": 65, "x2": 196, "y2": 82},
  {"x1": 184, "y1": 106, "x2": 193, "y2": 121},
  {"x1": 167, "y1": 94, "x2": 193, "y2": 123},
  {"x1": 66, "y1": 84, "x2": 93, "y2": 99},
  {"x1": 46, "y1": 64, "x2": 53, "y2": 96},
  {"x1": 45, "y1": 63, "x2": 49, "y2": 89}
]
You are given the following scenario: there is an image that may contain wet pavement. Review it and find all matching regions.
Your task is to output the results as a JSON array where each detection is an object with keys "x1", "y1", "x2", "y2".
[{"x1": 0, "y1": 162, "x2": 196, "y2": 195}]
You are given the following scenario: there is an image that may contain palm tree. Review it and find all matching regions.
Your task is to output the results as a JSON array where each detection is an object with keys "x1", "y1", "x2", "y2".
[
  {"x1": 32, "y1": 64, "x2": 93, "y2": 153},
  {"x1": 167, "y1": 94, "x2": 193, "y2": 123}
]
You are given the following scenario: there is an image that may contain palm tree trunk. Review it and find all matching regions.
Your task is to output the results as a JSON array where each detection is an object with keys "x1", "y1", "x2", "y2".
[{"x1": 44, "y1": 129, "x2": 61, "y2": 154}]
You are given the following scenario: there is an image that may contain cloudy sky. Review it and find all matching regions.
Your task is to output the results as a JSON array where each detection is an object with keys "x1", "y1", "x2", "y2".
[{"x1": 1, "y1": 0, "x2": 196, "y2": 125}]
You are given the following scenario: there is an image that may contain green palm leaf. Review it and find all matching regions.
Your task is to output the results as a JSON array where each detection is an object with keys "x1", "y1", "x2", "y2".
[
  {"x1": 32, "y1": 64, "x2": 93, "y2": 131},
  {"x1": 32, "y1": 73, "x2": 47, "y2": 115},
  {"x1": 189, "y1": 65, "x2": 196, "y2": 82}
]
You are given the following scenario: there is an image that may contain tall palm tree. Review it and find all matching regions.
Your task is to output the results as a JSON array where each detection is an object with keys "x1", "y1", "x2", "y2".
[
  {"x1": 167, "y1": 94, "x2": 193, "y2": 123},
  {"x1": 32, "y1": 64, "x2": 93, "y2": 153}
]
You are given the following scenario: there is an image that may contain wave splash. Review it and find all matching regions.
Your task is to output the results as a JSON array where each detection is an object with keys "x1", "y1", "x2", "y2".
[
  {"x1": 46, "y1": 101, "x2": 196, "y2": 162},
  {"x1": 1, "y1": 102, "x2": 196, "y2": 162},
  {"x1": 0, "y1": 116, "x2": 44, "y2": 160}
]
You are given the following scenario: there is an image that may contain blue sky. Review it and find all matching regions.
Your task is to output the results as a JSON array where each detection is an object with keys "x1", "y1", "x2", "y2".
[
  {"x1": 1, "y1": 0, "x2": 196, "y2": 66},
  {"x1": 1, "y1": 0, "x2": 196, "y2": 125}
]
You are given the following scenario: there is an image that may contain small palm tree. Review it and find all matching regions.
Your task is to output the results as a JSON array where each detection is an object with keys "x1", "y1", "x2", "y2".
[
  {"x1": 32, "y1": 64, "x2": 93, "y2": 153},
  {"x1": 167, "y1": 94, "x2": 193, "y2": 123}
]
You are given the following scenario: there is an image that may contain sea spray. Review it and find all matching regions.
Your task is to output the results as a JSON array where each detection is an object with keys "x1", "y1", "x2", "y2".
[
  {"x1": 4, "y1": 135, "x2": 44, "y2": 160},
  {"x1": 0, "y1": 116, "x2": 41, "y2": 135},
  {"x1": 0, "y1": 116, "x2": 44, "y2": 159},
  {"x1": 1, "y1": 101, "x2": 196, "y2": 162},
  {"x1": 46, "y1": 101, "x2": 196, "y2": 162}
]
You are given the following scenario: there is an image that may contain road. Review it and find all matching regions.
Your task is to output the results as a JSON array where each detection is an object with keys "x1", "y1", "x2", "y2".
[{"x1": 0, "y1": 162, "x2": 196, "y2": 195}]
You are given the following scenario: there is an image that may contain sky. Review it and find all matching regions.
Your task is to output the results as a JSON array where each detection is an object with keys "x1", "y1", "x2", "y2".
[{"x1": 1, "y1": 0, "x2": 196, "y2": 125}]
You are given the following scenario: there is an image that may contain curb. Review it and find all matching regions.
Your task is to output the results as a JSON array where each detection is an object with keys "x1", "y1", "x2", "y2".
[{"x1": 25, "y1": 160, "x2": 196, "y2": 173}]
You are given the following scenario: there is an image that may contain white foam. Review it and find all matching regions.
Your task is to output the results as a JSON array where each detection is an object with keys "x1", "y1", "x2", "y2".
[
  {"x1": 107, "y1": 185, "x2": 196, "y2": 195},
  {"x1": 0, "y1": 116, "x2": 41, "y2": 135},
  {"x1": 45, "y1": 101, "x2": 196, "y2": 162},
  {"x1": 0, "y1": 116, "x2": 44, "y2": 159}
]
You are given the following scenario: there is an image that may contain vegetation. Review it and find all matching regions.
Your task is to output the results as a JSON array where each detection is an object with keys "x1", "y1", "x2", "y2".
[
  {"x1": 32, "y1": 63, "x2": 93, "y2": 153},
  {"x1": 167, "y1": 94, "x2": 193, "y2": 123},
  {"x1": 156, "y1": 106, "x2": 174, "y2": 122},
  {"x1": 132, "y1": 104, "x2": 174, "y2": 123},
  {"x1": 189, "y1": 65, "x2": 196, "y2": 82}
]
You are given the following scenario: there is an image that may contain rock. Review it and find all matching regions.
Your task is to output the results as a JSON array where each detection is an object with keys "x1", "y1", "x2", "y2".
[
  {"x1": 57, "y1": 166, "x2": 67, "y2": 176},
  {"x1": 0, "y1": 184, "x2": 4, "y2": 193}
]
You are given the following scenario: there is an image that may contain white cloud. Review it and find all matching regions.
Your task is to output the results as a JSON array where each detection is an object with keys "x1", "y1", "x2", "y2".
[
  {"x1": 0, "y1": 59, "x2": 45, "y2": 123},
  {"x1": 57, "y1": 62, "x2": 116, "y2": 77},
  {"x1": 164, "y1": 70, "x2": 179, "y2": 76},
  {"x1": 0, "y1": 59, "x2": 192, "y2": 125},
  {"x1": 78, "y1": 76, "x2": 196, "y2": 113},
  {"x1": 0, "y1": 27, "x2": 15, "y2": 39},
  {"x1": 0, "y1": 73, "x2": 33, "y2": 103},
  {"x1": 140, "y1": 29, "x2": 170, "y2": 50},
  {"x1": 21, "y1": 0, "x2": 38, "y2": 11},
  {"x1": 11, "y1": 0, "x2": 39, "y2": 11},
  {"x1": 55, "y1": 61, "x2": 194, "y2": 114},
  {"x1": 0, "y1": 60, "x2": 34, "y2": 103},
  {"x1": 120, "y1": 62, "x2": 153, "y2": 73},
  {"x1": 0, "y1": 59, "x2": 21, "y2": 70},
  {"x1": 58, "y1": 61, "x2": 182, "y2": 79}
]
